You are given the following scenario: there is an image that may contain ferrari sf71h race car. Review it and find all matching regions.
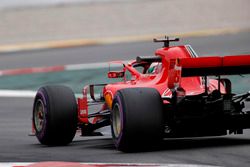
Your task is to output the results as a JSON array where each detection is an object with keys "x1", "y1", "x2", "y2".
[{"x1": 32, "y1": 37, "x2": 250, "y2": 152}]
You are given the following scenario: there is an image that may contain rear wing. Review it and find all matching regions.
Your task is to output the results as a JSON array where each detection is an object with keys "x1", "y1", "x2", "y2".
[
  {"x1": 167, "y1": 55, "x2": 250, "y2": 94},
  {"x1": 179, "y1": 55, "x2": 250, "y2": 77}
]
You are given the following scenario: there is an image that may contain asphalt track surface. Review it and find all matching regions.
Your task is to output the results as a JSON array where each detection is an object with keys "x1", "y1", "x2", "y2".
[{"x1": 0, "y1": 32, "x2": 250, "y2": 166}]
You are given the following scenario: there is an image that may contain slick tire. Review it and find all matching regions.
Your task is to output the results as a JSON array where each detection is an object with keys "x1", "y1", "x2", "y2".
[
  {"x1": 33, "y1": 85, "x2": 78, "y2": 145},
  {"x1": 111, "y1": 88, "x2": 164, "y2": 152}
]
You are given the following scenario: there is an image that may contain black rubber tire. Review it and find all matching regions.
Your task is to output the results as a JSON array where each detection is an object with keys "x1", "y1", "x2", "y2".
[
  {"x1": 32, "y1": 85, "x2": 78, "y2": 145},
  {"x1": 111, "y1": 88, "x2": 164, "y2": 152}
]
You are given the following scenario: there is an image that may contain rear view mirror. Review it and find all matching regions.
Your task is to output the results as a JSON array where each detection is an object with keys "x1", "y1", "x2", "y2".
[{"x1": 108, "y1": 71, "x2": 125, "y2": 78}]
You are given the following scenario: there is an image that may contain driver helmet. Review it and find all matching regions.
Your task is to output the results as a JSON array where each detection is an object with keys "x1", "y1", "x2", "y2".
[{"x1": 147, "y1": 62, "x2": 162, "y2": 74}]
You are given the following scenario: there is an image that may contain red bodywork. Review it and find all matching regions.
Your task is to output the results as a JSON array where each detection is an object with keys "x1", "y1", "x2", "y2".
[{"x1": 77, "y1": 44, "x2": 250, "y2": 127}]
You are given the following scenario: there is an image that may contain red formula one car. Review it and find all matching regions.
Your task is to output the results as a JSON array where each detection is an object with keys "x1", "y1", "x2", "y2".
[{"x1": 32, "y1": 37, "x2": 250, "y2": 151}]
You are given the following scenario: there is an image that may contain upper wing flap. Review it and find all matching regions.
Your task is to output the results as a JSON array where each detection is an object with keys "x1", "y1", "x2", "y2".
[{"x1": 180, "y1": 55, "x2": 250, "y2": 77}]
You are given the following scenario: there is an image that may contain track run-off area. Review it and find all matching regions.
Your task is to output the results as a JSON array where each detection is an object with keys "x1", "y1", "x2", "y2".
[{"x1": 0, "y1": 31, "x2": 250, "y2": 166}]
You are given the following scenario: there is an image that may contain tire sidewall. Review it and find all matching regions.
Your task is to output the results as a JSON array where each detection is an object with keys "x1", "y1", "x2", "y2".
[
  {"x1": 111, "y1": 93, "x2": 125, "y2": 148},
  {"x1": 33, "y1": 88, "x2": 50, "y2": 144}
]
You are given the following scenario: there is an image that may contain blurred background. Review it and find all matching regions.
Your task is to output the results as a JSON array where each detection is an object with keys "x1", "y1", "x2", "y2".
[{"x1": 0, "y1": 0, "x2": 249, "y2": 94}]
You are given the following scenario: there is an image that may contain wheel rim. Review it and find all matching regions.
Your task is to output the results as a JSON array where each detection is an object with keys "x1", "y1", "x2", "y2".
[
  {"x1": 112, "y1": 103, "x2": 122, "y2": 138},
  {"x1": 34, "y1": 99, "x2": 45, "y2": 132}
]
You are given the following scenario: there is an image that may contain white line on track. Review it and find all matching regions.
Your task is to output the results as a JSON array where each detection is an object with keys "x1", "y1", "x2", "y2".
[
  {"x1": 65, "y1": 62, "x2": 109, "y2": 70},
  {"x1": 0, "y1": 162, "x2": 32, "y2": 167},
  {"x1": 0, "y1": 90, "x2": 36, "y2": 98},
  {"x1": 0, "y1": 60, "x2": 131, "y2": 76},
  {"x1": 0, "y1": 89, "x2": 99, "y2": 98},
  {"x1": 58, "y1": 60, "x2": 130, "y2": 70},
  {"x1": 0, "y1": 162, "x2": 220, "y2": 167}
]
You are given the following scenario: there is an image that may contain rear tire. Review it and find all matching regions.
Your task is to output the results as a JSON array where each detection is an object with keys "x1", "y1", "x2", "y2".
[
  {"x1": 33, "y1": 85, "x2": 78, "y2": 145},
  {"x1": 111, "y1": 88, "x2": 164, "y2": 152}
]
